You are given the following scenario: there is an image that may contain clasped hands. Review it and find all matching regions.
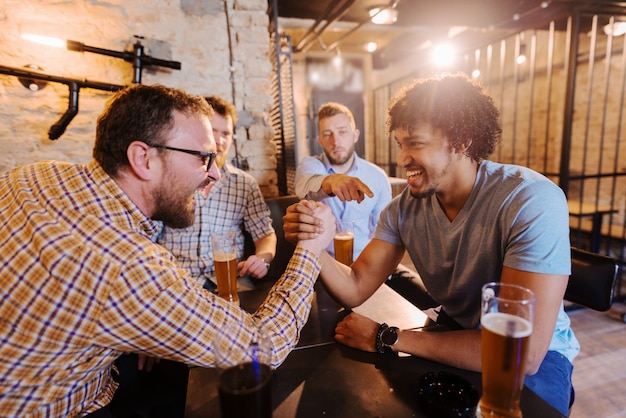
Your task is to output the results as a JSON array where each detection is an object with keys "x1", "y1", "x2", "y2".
[{"x1": 283, "y1": 200, "x2": 381, "y2": 353}]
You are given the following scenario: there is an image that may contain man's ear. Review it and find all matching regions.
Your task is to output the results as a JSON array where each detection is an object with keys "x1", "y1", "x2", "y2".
[
  {"x1": 126, "y1": 141, "x2": 156, "y2": 181},
  {"x1": 353, "y1": 128, "x2": 360, "y2": 143}
]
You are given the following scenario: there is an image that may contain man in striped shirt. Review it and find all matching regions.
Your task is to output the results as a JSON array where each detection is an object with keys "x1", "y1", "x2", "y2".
[{"x1": 0, "y1": 84, "x2": 336, "y2": 417}]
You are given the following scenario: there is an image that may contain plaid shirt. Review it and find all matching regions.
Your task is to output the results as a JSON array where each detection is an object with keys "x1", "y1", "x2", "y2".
[
  {"x1": 157, "y1": 163, "x2": 275, "y2": 283},
  {"x1": 0, "y1": 160, "x2": 320, "y2": 417}
]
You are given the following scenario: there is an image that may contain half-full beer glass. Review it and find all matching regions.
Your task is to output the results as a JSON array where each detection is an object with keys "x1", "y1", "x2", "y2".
[
  {"x1": 478, "y1": 282, "x2": 535, "y2": 418},
  {"x1": 212, "y1": 231, "x2": 239, "y2": 306},
  {"x1": 334, "y1": 220, "x2": 354, "y2": 265}
]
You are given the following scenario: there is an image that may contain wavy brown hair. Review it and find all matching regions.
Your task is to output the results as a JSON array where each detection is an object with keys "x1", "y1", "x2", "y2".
[
  {"x1": 387, "y1": 73, "x2": 502, "y2": 161},
  {"x1": 205, "y1": 95, "x2": 237, "y2": 126},
  {"x1": 93, "y1": 84, "x2": 213, "y2": 176}
]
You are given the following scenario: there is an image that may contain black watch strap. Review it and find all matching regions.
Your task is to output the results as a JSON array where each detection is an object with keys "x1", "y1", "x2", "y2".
[{"x1": 375, "y1": 323, "x2": 388, "y2": 354}]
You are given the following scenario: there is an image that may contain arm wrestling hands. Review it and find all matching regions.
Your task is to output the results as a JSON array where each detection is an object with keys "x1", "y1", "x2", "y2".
[{"x1": 282, "y1": 201, "x2": 381, "y2": 352}]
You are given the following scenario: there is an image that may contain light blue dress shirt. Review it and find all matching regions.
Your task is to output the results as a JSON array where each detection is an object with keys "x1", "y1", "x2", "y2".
[{"x1": 295, "y1": 153, "x2": 392, "y2": 259}]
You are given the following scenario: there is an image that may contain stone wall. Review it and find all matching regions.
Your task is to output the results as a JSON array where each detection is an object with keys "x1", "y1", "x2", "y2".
[{"x1": 0, "y1": 0, "x2": 278, "y2": 195}]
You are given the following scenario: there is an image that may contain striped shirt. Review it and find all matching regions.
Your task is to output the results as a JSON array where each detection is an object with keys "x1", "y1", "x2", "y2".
[
  {"x1": 0, "y1": 160, "x2": 321, "y2": 417},
  {"x1": 158, "y1": 163, "x2": 274, "y2": 283}
]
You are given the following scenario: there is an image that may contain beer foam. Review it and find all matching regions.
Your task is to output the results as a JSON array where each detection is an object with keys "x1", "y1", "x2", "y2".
[
  {"x1": 214, "y1": 251, "x2": 236, "y2": 262},
  {"x1": 482, "y1": 312, "x2": 532, "y2": 338},
  {"x1": 334, "y1": 232, "x2": 354, "y2": 240}
]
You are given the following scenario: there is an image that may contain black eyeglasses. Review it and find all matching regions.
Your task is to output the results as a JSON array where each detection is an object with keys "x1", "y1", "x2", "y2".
[{"x1": 150, "y1": 144, "x2": 216, "y2": 171}]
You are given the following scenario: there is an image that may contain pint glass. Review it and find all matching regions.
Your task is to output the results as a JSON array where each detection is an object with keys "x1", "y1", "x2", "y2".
[
  {"x1": 212, "y1": 231, "x2": 239, "y2": 306},
  {"x1": 478, "y1": 282, "x2": 535, "y2": 418},
  {"x1": 334, "y1": 220, "x2": 354, "y2": 265}
]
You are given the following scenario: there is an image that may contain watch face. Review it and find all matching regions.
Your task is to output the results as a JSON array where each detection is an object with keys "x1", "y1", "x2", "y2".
[{"x1": 381, "y1": 327, "x2": 398, "y2": 346}]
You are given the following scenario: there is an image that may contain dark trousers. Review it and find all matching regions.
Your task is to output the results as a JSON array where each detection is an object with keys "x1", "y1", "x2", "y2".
[{"x1": 86, "y1": 354, "x2": 189, "y2": 418}]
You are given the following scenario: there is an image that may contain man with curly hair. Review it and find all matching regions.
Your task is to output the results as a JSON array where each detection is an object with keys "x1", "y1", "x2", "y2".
[{"x1": 284, "y1": 73, "x2": 579, "y2": 415}]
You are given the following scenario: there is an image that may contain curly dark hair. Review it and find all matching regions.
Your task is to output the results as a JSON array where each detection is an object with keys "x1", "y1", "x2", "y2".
[
  {"x1": 205, "y1": 95, "x2": 237, "y2": 126},
  {"x1": 387, "y1": 73, "x2": 502, "y2": 161},
  {"x1": 93, "y1": 84, "x2": 213, "y2": 176}
]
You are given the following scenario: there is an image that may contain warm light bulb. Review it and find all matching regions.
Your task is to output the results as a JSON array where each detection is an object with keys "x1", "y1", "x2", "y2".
[
  {"x1": 369, "y1": 7, "x2": 398, "y2": 25},
  {"x1": 432, "y1": 43, "x2": 455, "y2": 67},
  {"x1": 366, "y1": 42, "x2": 378, "y2": 53},
  {"x1": 21, "y1": 34, "x2": 65, "y2": 48},
  {"x1": 604, "y1": 22, "x2": 626, "y2": 37},
  {"x1": 472, "y1": 69, "x2": 481, "y2": 79},
  {"x1": 516, "y1": 54, "x2": 527, "y2": 64}
]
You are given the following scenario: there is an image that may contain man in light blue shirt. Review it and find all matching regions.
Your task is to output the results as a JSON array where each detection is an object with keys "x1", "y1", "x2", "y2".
[{"x1": 295, "y1": 102, "x2": 392, "y2": 260}]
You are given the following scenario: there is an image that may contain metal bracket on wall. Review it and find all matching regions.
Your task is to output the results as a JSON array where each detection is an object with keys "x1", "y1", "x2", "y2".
[
  {"x1": 0, "y1": 64, "x2": 124, "y2": 139},
  {"x1": 0, "y1": 36, "x2": 181, "y2": 139}
]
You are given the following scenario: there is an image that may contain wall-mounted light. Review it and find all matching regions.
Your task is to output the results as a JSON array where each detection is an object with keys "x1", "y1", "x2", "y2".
[
  {"x1": 369, "y1": 7, "x2": 398, "y2": 25},
  {"x1": 604, "y1": 21, "x2": 626, "y2": 37},
  {"x1": 22, "y1": 34, "x2": 181, "y2": 84},
  {"x1": 18, "y1": 64, "x2": 48, "y2": 91},
  {"x1": 516, "y1": 44, "x2": 527, "y2": 65},
  {"x1": 21, "y1": 34, "x2": 65, "y2": 48},
  {"x1": 332, "y1": 48, "x2": 342, "y2": 67}
]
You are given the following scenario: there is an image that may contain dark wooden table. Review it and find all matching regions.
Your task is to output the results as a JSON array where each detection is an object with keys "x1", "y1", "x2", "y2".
[{"x1": 185, "y1": 282, "x2": 566, "y2": 418}]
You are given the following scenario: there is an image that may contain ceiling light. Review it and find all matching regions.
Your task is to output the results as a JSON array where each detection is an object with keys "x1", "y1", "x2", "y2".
[
  {"x1": 432, "y1": 43, "x2": 456, "y2": 67},
  {"x1": 366, "y1": 42, "x2": 378, "y2": 53},
  {"x1": 369, "y1": 7, "x2": 398, "y2": 25}
]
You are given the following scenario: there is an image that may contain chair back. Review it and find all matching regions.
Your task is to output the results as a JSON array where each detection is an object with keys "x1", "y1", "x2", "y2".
[
  {"x1": 265, "y1": 195, "x2": 299, "y2": 279},
  {"x1": 566, "y1": 247, "x2": 620, "y2": 311}
]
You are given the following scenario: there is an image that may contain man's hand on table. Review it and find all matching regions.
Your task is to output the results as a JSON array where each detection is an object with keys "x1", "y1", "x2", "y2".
[{"x1": 334, "y1": 311, "x2": 380, "y2": 352}]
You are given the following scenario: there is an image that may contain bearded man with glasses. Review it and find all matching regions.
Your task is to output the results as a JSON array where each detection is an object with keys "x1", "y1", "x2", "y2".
[{"x1": 0, "y1": 84, "x2": 336, "y2": 418}]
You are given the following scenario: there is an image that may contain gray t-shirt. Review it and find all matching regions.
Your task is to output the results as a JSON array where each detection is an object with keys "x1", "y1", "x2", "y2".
[{"x1": 375, "y1": 160, "x2": 579, "y2": 361}]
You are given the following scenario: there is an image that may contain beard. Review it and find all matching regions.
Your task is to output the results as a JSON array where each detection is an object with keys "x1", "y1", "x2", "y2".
[
  {"x1": 152, "y1": 179, "x2": 197, "y2": 229},
  {"x1": 408, "y1": 155, "x2": 453, "y2": 200},
  {"x1": 410, "y1": 188, "x2": 436, "y2": 199},
  {"x1": 326, "y1": 145, "x2": 355, "y2": 166}
]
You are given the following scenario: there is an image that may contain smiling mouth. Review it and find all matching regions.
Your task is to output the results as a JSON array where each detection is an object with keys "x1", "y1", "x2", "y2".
[{"x1": 406, "y1": 169, "x2": 424, "y2": 180}]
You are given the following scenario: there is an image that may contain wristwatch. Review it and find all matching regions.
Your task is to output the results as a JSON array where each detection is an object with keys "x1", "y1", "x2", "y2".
[{"x1": 377, "y1": 324, "x2": 399, "y2": 353}]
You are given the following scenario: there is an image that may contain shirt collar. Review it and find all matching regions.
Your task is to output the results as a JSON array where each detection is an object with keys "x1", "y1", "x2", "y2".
[
  {"x1": 87, "y1": 160, "x2": 162, "y2": 239},
  {"x1": 320, "y1": 152, "x2": 361, "y2": 174}
]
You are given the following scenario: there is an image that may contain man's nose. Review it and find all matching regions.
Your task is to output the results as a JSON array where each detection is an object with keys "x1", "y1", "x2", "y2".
[
  {"x1": 397, "y1": 148, "x2": 410, "y2": 167},
  {"x1": 208, "y1": 160, "x2": 221, "y2": 180}
]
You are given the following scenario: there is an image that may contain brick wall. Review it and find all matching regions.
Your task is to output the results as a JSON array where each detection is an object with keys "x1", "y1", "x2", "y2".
[{"x1": 0, "y1": 0, "x2": 279, "y2": 196}]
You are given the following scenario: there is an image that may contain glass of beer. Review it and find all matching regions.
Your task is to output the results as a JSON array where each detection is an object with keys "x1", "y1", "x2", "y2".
[
  {"x1": 217, "y1": 332, "x2": 273, "y2": 418},
  {"x1": 211, "y1": 231, "x2": 239, "y2": 306},
  {"x1": 334, "y1": 220, "x2": 354, "y2": 265},
  {"x1": 477, "y1": 282, "x2": 535, "y2": 418}
]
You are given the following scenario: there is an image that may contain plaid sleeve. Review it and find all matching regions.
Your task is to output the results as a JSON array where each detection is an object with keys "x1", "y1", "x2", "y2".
[{"x1": 93, "y1": 246, "x2": 320, "y2": 369}]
